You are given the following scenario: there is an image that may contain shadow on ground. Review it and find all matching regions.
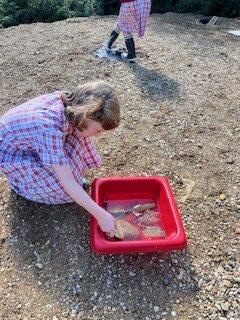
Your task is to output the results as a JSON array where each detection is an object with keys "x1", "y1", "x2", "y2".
[
  {"x1": 129, "y1": 63, "x2": 180, "y2": 101},
  {"x1": 93, "y1": 45, "x2": 180, "y2": 102},
  {"x1": 7, "y1": 190, "x2": 197, "y2": 318}
]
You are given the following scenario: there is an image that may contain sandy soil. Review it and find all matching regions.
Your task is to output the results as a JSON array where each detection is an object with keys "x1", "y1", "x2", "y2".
[{"x1": 0, "y1": 13, "x2": 240, "y2": 320}]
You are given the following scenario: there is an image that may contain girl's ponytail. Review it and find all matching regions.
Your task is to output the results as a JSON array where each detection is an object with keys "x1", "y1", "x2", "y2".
[{"x1": 62, "y1": 81, "x2": 120, "y2": 131}]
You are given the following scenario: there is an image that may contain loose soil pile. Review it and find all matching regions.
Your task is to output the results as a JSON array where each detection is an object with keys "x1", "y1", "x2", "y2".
[{"x1": 0, "y1": 13, "x2": 239, "y2": 320}]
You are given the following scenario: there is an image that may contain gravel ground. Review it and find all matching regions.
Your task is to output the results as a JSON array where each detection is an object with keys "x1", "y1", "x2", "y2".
[{"x1": 0, "y1": 13, "x2": 240, "y2": 320}]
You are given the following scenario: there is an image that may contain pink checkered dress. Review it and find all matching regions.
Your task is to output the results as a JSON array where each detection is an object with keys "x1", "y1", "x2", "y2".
[
  {"x1": 0, "y1": 93, "x2": 101, "y2": 204},
  {"x1": 117, "y1": 0, "x2": 151, "y2": 37}
]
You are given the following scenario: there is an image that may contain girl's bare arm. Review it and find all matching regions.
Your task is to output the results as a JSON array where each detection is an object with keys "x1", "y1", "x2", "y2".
[{"x1": 52, "y1": 165, "x2": 116, "y2": 237}]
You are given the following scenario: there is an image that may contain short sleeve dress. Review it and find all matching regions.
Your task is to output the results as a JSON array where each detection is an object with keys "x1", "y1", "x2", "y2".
[
  {"x1": 117, "y1": 0, "x2": 152, "y2": 37},
  {"x1": 0, "y1": 92, "x2": 101, "y2": 204}
]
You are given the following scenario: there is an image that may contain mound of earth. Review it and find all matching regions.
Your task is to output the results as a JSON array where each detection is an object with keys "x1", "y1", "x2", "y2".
[{"x1": 0, "y1": 13, "x2": 239, "y2": 320}]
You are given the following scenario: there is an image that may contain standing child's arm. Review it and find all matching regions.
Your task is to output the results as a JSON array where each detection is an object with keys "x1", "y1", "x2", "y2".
[{"x1": 52, "y1": 165, "x2": 116, "y2": 237}]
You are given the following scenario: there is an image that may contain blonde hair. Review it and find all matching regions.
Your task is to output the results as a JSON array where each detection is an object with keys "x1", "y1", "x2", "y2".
[{"x1": 61, "y1": 80, "x2": 120, "y2": 131}]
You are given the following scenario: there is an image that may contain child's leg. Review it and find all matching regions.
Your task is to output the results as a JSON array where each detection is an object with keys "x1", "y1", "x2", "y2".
[
  {"x1": 106, "y1": 25, "x2": 120, "y2": 50},
  {"x1": 121, "y1": 33, "x2": 136, "y2": 61}
]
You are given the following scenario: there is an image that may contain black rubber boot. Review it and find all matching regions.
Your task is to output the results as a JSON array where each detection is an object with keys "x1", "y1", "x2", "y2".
[
  {"x1": 106, "y1": 30, "x2": 119, "y2": 50},
  {"x1": 122, "y1": 36, "x2": 136, "y2": 61}
]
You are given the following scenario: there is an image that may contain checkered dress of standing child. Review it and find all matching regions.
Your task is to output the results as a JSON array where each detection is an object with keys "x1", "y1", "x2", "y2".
[
  {"x1": 0, "y1": 93, "x2": 101, "y2": 204},
  {"x1": 117, "y1": 0, "x2": 152, "y2": 37}
]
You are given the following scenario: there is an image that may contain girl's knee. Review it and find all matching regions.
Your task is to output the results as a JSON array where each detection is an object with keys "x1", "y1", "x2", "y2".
[
  {"x1": 114, "y1": 25, "x2": 121, "y2": 34},
  {"x1": 123, "y1": 32, "x2": 133, "y2": 38}
]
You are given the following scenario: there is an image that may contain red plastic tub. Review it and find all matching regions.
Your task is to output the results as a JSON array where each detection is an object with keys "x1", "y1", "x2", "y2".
[{"x1": 90, "y1": 176, "x2": 187, "y2": 254}]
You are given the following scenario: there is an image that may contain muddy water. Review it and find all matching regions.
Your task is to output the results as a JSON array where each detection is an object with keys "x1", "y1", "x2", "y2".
[
  {"x1": 94, "y1": 44, "x2": 127, "y2": 62},
  {"x1": 105, "y1": 199, "x2": 166, "y2": 240}
]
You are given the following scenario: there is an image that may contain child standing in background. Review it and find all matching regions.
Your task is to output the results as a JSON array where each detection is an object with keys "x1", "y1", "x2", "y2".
[
  {"x1": 105, "y1": 0, "x2": 152, "y2": 61},
  {"x1": 0, "y1": 81, "x2": 120, "y2": 237}
]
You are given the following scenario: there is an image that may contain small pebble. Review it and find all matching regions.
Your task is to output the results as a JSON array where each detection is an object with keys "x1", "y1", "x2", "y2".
[
  {"x1": 198, "y1": 278, "x2": 203, "y2": 288},
  {"x1": 219, "y1": 194, "x2": 226, "y2": 201},
  {"x1": 35, "y1": 263, "x2": 43, "y2": 270},
  {"x1": 221, "y1": 302, "x2": 230, "y2": 312},
  {"x1": 154, "y1": 306, "x2": 160, "y2": 312},
  {"x1": 235, "y1": 227, "x2": 240, "y2": 234},
  {"x1": 163, "y1": 277, "x2": 170, "y2": 286}
]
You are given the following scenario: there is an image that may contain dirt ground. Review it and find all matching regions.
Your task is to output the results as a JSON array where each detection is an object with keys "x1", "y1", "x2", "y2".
[{"x1": 0, "y1": 13, "x2": 240, "y2": 320}]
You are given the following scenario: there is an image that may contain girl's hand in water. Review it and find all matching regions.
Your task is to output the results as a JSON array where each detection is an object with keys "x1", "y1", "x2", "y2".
[
  {"x1": 52, "y1": 165, "x2": 116, "y2": 236},
  {"x1": 97, "y1": 210, "x2": 116, "y2": 237}
]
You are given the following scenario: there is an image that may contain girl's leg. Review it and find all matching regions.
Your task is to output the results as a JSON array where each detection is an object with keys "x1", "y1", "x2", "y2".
[
  {"x1": 121, "y1": 33, "x2": 136, "y2": 61},
  {"x1": 105, "y1": 25, "x2": 121, "y2": 50}
]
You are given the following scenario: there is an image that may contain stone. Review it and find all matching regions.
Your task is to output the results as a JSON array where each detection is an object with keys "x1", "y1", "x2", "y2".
[
  {"x1": 198, "y1": 279, "x2": 203, "y2": 288},
  {"x1": 35, "y1": 263, "x2": 43, "y2": 270},
  {"x1": 154, "y1": 306, "x2": 160, "y2": 312},
  {"x1": 221, "y1": 302, "x2": 230, "y2": 312},
  {"x1": 235, "y1": 227, "x2": 240, "y2": 234}
]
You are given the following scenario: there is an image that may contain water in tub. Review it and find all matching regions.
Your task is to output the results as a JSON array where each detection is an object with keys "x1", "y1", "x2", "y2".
[{"x1": 105, "y1": 199, "x2": 166, "y2": 240}]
